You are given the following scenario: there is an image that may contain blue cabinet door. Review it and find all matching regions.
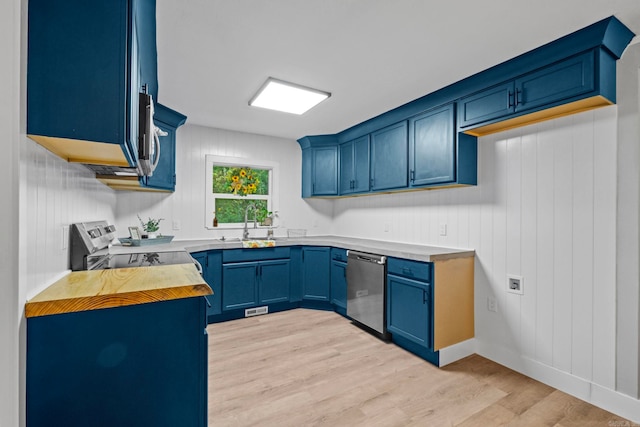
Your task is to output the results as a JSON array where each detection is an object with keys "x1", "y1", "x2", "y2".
[
  {"x1": 312, "y1": 147, "x2": 338, "y2": 196},
  {"x1": 330, "y1": 260, "x2": 347, "y2": 310},
  {"x1": 339, "y1": 141, "x2": 354, "y2": 194},
  {"x1": 387, "y1": 274, "x2": 432, "y2": 348},
  {"x1": 340, "y1": 135, "x2": 370, "y2": 195},
  {"x1": 133, "y1": 0, "x2": 159, "y2": 99},
  {"x1": 409, "y1": 104, "x2": 456, "y2": 186},
  {"x1": 302, "y1": 147, "x2": 338, "y2": 197},
  {"x1": 192, "y1": 250, "x2": 222, "y2": 318},
  {"x1": 457, "y1": 82, "x2": 514, "y2": 129},
  {"x1": 302, "y1": 247, "x2": 331, "y2": 301},
  {"x1": 353, "y1": 136, "x2": 370, "y2": 193},
  {"x1": 259, "y1": 260, "x2": 291, "y2": 304},
  {"x1": 142, "y1": 121, "x2": 176, "y2": 190},
  {"x1": 222, "y1": 263, "x2": 258, "y2": 311},
  {"x1": 515, "y1": 50, "x2": 595, "y2": 113},
  {"x1": 301, "y1": 148, "x2": 313, "y2": 198},
  {"x1": 141, "y1": 104, "x2": 187, "y2": 191},
  {"x1": 370, "y1": 121, "x2": 408, "y2": 191}
]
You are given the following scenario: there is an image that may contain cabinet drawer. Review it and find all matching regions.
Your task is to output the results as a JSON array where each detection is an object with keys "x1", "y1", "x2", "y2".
[
  {"x1": 331, "y1": 248, "x2": 348, "y2": 262},
  {"x1": 387, "y1": 257, "x2": 431, "y2": 282},
  {"x1": 222, "y1": 247, "x2": 290, "y2": 263}
]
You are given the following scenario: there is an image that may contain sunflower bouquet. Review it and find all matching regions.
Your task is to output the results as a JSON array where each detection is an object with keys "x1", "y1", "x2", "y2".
[{"x1": 227, "y1": 167, "x2": 260, "y2": 196}]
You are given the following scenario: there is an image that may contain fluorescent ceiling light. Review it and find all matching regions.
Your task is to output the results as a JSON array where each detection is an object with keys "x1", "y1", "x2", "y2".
[{"x1": 249, "y1": 78, "x2": 330, "y2": 115}]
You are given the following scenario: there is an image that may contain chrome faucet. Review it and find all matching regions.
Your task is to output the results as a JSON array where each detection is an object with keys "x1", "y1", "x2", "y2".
[{"x1": 243, "y1": 203, "x2": 257, "y2": 240}]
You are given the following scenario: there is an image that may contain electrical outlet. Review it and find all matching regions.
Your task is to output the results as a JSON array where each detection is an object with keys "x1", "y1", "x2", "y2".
[
  {"x1": 172, "y1": 220, "x2": 181, "y2": 230},
  {"x1": 487, "y1": 296, "x2": 498, "y2": 313},
  {"x1": 61, "y1": 225, "x2": 69, "y2": 250},
  {"x1": 439, "y1": 223, "x2": 447, "y2": 236},
  {"x1": 507, "y1": 275, "x2": 524, "y2": 295},
  {"x1": 384, "y1": 223, "x2": 390, "y2": 232}
]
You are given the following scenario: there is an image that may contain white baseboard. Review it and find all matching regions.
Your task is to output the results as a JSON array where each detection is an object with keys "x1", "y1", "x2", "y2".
[
  {"x1": 438, "y1": 338, "x2": 476, "y2": 367},
  {"x1": 475, "y1": 340, "x2": 640, "y2": 424}
]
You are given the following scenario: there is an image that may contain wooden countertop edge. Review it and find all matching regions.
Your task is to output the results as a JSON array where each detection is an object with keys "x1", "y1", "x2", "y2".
[{"x1": 25, "y1": 284, "x2": 212, "y2": 318}]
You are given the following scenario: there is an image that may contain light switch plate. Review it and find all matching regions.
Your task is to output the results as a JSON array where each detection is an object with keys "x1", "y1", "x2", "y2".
[{"x1": 487, "y1": 296, "x2": 498, "y2": 312}]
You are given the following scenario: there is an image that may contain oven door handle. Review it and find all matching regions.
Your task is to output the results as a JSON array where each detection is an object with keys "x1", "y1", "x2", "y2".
[{"x1": 192, "y1": 258, "x2": 204, "y2": 275}]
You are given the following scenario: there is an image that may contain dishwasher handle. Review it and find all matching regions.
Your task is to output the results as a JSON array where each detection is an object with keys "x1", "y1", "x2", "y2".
[{"x1": 347, "y1": 250, "x2": 386, "y2": 265}]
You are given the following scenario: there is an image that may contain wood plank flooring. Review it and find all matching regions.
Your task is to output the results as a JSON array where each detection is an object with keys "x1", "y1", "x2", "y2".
[{"x1": 208, "y1": 309, "x2": 631, "y2": 426}]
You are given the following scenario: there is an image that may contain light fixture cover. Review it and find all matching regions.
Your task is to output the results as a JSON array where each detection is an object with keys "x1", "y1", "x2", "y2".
[{"x1": 249, "y1": 78, "x2": 330, "y2": 115}]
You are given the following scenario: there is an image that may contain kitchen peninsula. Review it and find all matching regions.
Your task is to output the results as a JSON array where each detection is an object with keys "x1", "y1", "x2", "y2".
[{"x1": 25, "y1": 263, "x2": 211, "y2": 427}]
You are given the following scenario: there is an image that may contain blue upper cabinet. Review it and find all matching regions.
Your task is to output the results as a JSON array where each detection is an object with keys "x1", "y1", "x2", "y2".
[
  {"x1": 370, "y1": 121, "x2": 409, "y2": 191},
  {"x1": 141, "y1": 104, "x2": 187, "y2": 192},
  {"x1": 458, "y1": 51, "x2": 598, "y2": 134},
  {"x1": 27, "y1": 0, "x2": 158, "y2": 168},
  {"x1": 312, "y1": 147, "x2": 338, "y2": 196},
  {"x1": 299, "y1": 136, "x2": 339, "y2": 198},
  {"x1": 409, "y1": 104, "x2": 455, "y2": 187},
  {"x1": 456, "y1": 83, "x2": 514, "y2": 131},
  {"x1": 514, "y1": 51, "x2": 595, "y2": 113},
  {"x1": 339, "y1": 135, "x2": 370, "y2": 195},
  {"x1": 297, "y1": 16, "x2": 633, "y2": 198}
]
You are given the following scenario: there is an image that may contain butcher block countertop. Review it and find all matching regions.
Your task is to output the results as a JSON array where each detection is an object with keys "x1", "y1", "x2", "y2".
[{"x1": 25, "y1": 263, "x2": 212, "y2": 318}]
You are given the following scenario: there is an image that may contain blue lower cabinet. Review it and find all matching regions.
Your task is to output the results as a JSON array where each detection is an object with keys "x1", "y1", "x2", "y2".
[
  {"x1": 302, "y1": 246, "x2": 331, "y2": 302},
  {"x1": 192, "y1": 250, "x2": 222, "y2": 319},
  {"x1": 387, "y1": 274, "x2": 432, "y2": 349},
  {"x1": 222, "y1": 258, "x2": 291, "y2": 311},
  {"x1": 330, "y1": 259, "x2": 347, "y2": 313},
  {"x1": 259, "y1": 259, "x2": 291, "y2": 304},
  {"x1": 222, "y1": 262, "x2": 259, "y2": 311},
  {"x1": 26, "y1": 297, "x2": 208, "y2": 427}
]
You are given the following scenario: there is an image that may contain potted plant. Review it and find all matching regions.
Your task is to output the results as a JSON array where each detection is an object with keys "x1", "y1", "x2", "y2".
[
  {"x1": 137, "y1": 214, "x2": 164, "y2": 238},
  {"x1": 256, "y1": 209, "x2": 277, "y2": 226}
]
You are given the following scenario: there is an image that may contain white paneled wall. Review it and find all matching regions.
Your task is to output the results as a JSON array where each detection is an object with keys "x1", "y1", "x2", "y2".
[
  {"x1": 21, "y1": 139, "x2": 116, "y2": 298},
  {"x1": 333, "y1": 107, "x2": 619, "y2": 393},
  {"x1": 114, "y1": 124, "x2": 334, "y2": 240}
]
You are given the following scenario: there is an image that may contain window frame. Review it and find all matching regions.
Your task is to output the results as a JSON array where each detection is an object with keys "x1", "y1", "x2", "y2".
[{"x1": 205, "y1": 155, "x2": 279, "y2": 230}]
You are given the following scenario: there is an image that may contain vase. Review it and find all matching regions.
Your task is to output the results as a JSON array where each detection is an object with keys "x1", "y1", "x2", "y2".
[{"x1": 147, "y1": 232, "x2": 158, "y2": 239}]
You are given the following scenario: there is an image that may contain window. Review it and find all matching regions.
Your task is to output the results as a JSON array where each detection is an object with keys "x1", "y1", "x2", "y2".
[{"x1": 205, "y1": 155, "x2": 279, "y2": 229}]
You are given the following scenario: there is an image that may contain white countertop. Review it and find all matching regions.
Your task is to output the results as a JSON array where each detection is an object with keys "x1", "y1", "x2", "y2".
[{"x1": 104, "y1": 235, "x2": 474, "y2": 262}]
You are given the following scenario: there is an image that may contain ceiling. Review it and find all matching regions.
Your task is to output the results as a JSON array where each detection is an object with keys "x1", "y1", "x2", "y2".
[{"x1": 155, "y1": 0, "x2": 640, "y2": 141}]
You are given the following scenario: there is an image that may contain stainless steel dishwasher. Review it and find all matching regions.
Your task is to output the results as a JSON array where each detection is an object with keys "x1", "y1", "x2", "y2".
[{"x1": 346, "y1": 250, "x2": 390, "y2": 340}]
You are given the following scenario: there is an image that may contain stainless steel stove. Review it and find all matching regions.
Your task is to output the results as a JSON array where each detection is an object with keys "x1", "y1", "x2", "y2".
[
  {"x1": 70, "y1": 220, "x2": 196, "y2": 271},
  {"x1": 87, "y1": 251, "x2": 196, "y2": 271}
]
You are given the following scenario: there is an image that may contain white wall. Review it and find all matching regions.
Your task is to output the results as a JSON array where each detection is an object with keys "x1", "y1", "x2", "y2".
[
  {"x1": 333, "y1": 107, "x2": 620, "y2": 391},
  {"x1": 616, "y1": 43, "x2": 640, "y2": 399},
  {"x1": 20, "y1": 141, "x2": 117, "y2": 299},
  {"x1": 114, "y1": 124, "x2": 333, "y2": 240},
  {"x1": 1, "y1": 0, "x2": 21, "y2": 424}
]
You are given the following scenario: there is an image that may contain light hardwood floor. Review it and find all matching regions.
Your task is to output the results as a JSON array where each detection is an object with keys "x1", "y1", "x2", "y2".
[{"x1": 208, "y1": 309, "x2": 632, "y2": 426}]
